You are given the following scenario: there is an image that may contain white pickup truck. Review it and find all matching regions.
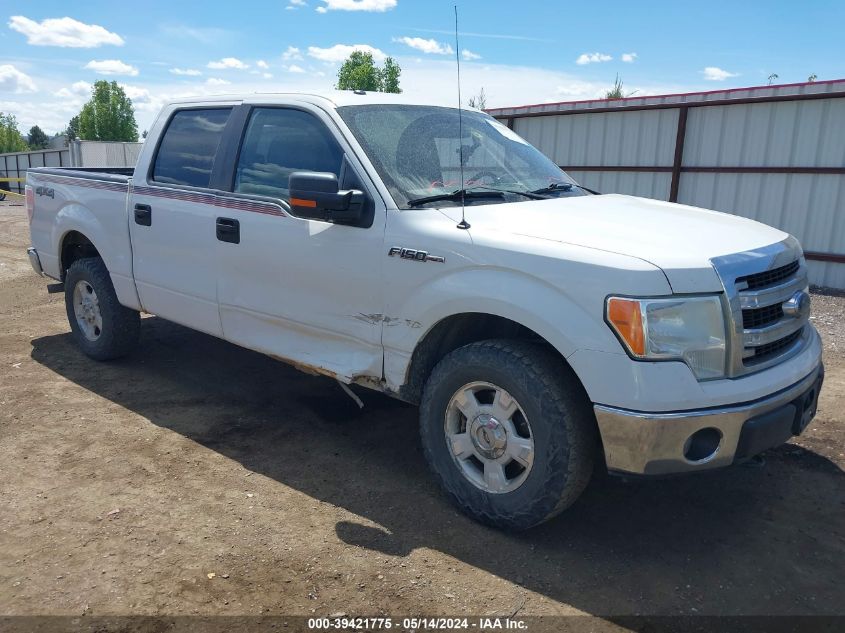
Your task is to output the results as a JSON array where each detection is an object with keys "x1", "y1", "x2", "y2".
[{"x1": 26, "y1": 92, "x2": 823, "y2": 529}]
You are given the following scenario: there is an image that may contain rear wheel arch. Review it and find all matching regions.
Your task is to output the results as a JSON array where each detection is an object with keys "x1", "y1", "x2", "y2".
[{"x1": 60, "y1": 230, "x2": 101, "y2": 280}]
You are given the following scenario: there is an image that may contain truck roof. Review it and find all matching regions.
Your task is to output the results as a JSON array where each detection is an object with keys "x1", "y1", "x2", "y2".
[{"x1": 166, "y1": 90, "x2": 461, "y2": 110}]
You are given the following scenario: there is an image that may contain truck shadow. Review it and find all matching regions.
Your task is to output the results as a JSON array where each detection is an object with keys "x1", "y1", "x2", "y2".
[{"x1": 30, "y1": 317, "x2": 845, "y2": 618}]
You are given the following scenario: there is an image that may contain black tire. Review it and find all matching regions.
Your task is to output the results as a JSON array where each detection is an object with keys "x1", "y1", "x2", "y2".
[
  {"x1": 420, "y1": 339, "x2": 596, "y2": 530},
  {"x1": 64, "y1": 257, "x2": 140, "y2": 361}
]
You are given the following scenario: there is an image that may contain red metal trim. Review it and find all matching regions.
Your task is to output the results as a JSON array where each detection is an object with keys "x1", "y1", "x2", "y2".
[
  {"x1": 492, "y1": 90, "x2": 845, "y2": 120},
  {"x1": 560, "y1": 165, "x2": 845, "y2": 175},
  {"x1": 561, "y1": 165, "x2": 672, "y2": 172},
  {"x1": 669, "y1": 106, "x2": 689, "y2": 202},
  {"x1": 486, "y1": 78, "x2": 845, "y2": 115},
  {"x1": 805, "y1": 251, "x2": 845, "y2": 264},
  {"x1": 683, "y1": 166, "x2": 845, "y2": 175}
]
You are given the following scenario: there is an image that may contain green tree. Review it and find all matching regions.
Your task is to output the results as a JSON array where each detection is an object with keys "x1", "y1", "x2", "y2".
[
  {"x1": 64, "y1": 115, "x2": 80, "y2": 142},
  {"x1": 380, "y1": 57, "x2": 402, "y2": 94},
  {"x1": 467, "y1": 87, "x2": 487, "y2": 109},
  {"x1": 336, "y1": 52, "x2": 402, "y2": 93},
  {"x1": 604, "y1": 74, "x2": 637, "y2": 99},
  {"x1": 0, "y1": 113, "x2": 28, "y2": 153},
  {"x1": 77, "y1": 81, "x2": 139, "y2": 142},
  {"x1": 27, "y1": 125, "x2": 50, "y2": 150}
]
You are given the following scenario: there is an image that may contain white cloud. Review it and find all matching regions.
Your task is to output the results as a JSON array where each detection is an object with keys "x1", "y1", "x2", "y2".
[
  {"x1": 287, "y1": 64, "x2": 306, "y2": 73},
  {"x1": 169, "y1": 67, "x2": 202, "y2": 76},
  {"x1": 307, "y1": 43, "x2": 385, "y2": 63},
  {"x1": 0, "y1": 64, "x2": 37, "y2": 93},
  {"x1": 621, "y1": 52, "x2": 638, "y2": 63},
  {"x1": 262, "y1": 72, "x2": 274, "y2": 79},
  {"x1": 282, "y1": 46, "x2": 303, "y2": 61},
  {"x1": 207, "y1": 57, "x2": 249, "y2": 70},
  {"x1": 118, "y1": 84, "x2": 160, "y2": 111},
  {"x1": 55, "y1": 80, "x2": 92, "y2": 98},
  {"x1": 316, "y1": 0, "x2": 396, "y2": 12},
  {"x1": 0, "y1": 57, "x2": 699, "y2": 137},
  {"x1": 576, "y1": 52, "x2": 612, "y2": 65},
  {"x1": 84, "y1": 59, "x2": 139, "y2": 76},
  {"x1": 256, "y1": 60, "x2": 269, "y2": 69},
  {"x1": 287, "y1": 0, "x2": 307, "y2": 8},
  {"x1": 206, "y1": 77, "x2": 231, "y2": 86},
  {"x1": 462, "y1": 49, "x2": 481, "y2": 61},
  {"x1": 8, "y1": 15, "x2": 124, "y2": 48},
  {"x1": 158, "y1": 25, "x2": 232, "y2": 45},
  {"x1": 702, "y1": 66, "x2": 739, "y2": 81},
  {"x1": 394, "y1": 36, "x2": 453, "y2": 55}
]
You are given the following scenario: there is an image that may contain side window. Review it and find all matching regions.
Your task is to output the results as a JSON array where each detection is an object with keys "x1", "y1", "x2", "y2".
[
  {"x1": 234, "y1": 108, "x2": 344, "y2": 203},
  {"x1": 152, "y1": 108, "x2": 232, "y2": 188}
]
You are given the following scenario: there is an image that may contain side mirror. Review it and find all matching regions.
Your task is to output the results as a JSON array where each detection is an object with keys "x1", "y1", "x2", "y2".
[{"x1": 288, "y1": 171, "x2": 365, "y2": 224}]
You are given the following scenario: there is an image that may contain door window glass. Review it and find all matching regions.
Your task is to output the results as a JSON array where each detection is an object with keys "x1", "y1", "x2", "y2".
[{"x1": 234, "y1": 108, "x2": 344, "y2": 202}]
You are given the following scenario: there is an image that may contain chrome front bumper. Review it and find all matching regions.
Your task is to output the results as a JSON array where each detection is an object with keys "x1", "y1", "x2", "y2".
[
  {"x1": 594, "y1": 362, "x2": 824, "y2": 475},
  {"x1": 27, "y1": 247, "x2": 44, "y2": 276}
]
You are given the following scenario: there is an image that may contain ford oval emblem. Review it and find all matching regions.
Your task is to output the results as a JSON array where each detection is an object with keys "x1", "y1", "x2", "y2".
[{"x1": 782, "y1": 290, "x2": 811, "y2": 320}]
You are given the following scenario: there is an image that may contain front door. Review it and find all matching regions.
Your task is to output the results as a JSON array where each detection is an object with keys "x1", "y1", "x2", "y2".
[{"x1": 215, "y1": 105, "x2": 385, "y2": 382}]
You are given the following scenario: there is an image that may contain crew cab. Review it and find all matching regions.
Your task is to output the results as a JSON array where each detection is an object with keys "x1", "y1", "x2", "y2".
[{"x1": 26, "y1": 92, "x2": 823, "y2": 529}]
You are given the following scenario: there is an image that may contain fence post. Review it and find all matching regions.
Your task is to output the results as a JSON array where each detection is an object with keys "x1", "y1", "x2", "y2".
[{"x1": 669, "y1": 106, "x2": 688, "y2": 202}]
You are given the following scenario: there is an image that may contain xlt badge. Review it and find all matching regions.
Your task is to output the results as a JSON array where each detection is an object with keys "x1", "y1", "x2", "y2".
[{"x1": 388, "y1": 246, "x2": 445, "y2": 263}]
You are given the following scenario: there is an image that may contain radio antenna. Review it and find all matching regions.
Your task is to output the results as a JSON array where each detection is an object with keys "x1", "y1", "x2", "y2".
[{"x1": 454, "y1": 5, "x2": 470, "y2": 230}]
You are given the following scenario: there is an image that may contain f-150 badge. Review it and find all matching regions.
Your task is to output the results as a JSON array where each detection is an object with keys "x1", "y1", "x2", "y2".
[{"x1": 388, "y1": 246, "x2": 445, "y2": 263}]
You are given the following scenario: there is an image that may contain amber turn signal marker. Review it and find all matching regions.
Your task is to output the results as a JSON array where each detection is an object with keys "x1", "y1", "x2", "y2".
[
  {"x1": 607, "y1": 297, "x2": 646, "y2": 356},
  {"x1": 290, "y1": 197, "x2": 317, "y2": 208}
]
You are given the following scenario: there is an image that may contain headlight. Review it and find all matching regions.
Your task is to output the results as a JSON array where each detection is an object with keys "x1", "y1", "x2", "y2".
[{"x1": 606, "y1": 295, "x2": 727, "y2": 380}]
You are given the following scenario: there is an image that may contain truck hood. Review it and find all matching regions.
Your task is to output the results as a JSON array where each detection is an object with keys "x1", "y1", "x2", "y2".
[{"x1": 461, "y1": 194, "x2": 790, "y2": 292}]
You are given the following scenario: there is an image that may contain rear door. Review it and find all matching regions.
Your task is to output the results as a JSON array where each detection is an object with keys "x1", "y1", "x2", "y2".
[
  {"x1": 129, "y1": 105, "x2": 238, "y2": 336},
  {"x1": 214, "y1": 103, "x2": 386, "y2": 381}
]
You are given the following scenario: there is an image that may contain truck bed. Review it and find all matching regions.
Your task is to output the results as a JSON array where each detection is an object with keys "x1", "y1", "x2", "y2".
[{"x1": 27, "y1": 166, "x2": 139, "y2": 310}]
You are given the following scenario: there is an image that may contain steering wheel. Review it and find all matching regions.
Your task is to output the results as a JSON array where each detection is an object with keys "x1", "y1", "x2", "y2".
[{"x1": 465, "y1": 171, "x2": 500, "y2": 187}]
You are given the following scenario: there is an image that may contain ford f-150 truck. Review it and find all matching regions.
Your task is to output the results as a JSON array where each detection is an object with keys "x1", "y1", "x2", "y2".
[{"x1": 26, "y1": 92, "x2": 823, "y2": 529}]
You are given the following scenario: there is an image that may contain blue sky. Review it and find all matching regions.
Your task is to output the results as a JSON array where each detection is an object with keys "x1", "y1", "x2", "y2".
[{"x1": 1, "y1": 0, "x2": 843, "y2": 134}]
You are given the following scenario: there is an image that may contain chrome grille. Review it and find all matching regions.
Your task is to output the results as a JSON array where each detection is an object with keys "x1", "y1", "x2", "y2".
[
  {"x1": 742, "y1": 303, "x2": 783, "y2": 329},
  {"x1": 736, "y1": 260, "x2": 800, "y2": 290},
  {"x1": 745, "y1": 329, "x2": 803, "y2": 365},
  {"x1": 711, "y1": 237, "x2": 810, "y2": 377}
]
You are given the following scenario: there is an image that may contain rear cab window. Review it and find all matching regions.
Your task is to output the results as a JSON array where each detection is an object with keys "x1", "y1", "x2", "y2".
[{"x1": 152, "y1": 108, "x2": 232, "y2": 188}]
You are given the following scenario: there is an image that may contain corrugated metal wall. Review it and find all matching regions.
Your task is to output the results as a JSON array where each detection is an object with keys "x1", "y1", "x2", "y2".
[
  {"x1": 69, "y1": 141, "x2": 143, "y2": 168},
  {"x1": 0, "y1": 141, "x2": 142, "y2": 196},
  {"x1": 494, "y1": 81, "x2": 845, "y2": 289},
  {"x1": 0, "y1": 149, "x2": 68, "y2": 195}
]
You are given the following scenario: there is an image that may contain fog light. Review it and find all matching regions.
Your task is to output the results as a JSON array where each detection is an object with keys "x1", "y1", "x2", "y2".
[{"x1": 684, "y1": 427, "x2": 722, "y2": 462}]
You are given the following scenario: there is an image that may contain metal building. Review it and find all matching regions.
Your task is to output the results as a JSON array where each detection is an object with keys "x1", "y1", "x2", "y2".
[
  {"x1": 0, "y1": 140, "x2": 142, "y2": 197},
  {"x1": 488, "y1": 79, "x2": 845, "y2": 289}
]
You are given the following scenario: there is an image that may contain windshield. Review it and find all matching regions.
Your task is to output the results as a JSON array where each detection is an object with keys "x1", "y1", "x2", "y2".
[{"x1": 336, "y1": 104, "x2": 586, "y2": 209}]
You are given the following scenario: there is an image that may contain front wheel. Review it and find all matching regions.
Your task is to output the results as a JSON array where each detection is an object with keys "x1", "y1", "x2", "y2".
[
  {"x1": 64, "y1": 257, "x2": 140, "y2": 360},
  {"x1": 420, "y1": 340, "x2": 596, "y2": 530}
]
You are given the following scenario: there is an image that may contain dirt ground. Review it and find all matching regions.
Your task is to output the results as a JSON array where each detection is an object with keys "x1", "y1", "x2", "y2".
[{"x1": 1, "y1": 200, "x2": 843, "y2": 626}]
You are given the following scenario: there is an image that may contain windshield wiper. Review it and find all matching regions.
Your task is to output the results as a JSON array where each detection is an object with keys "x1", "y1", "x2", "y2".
[
  {"x1": 467, "y1": 185, "x2": 548, "y2": 200},
  {"x1": 529, "y1": 182, "x2": 577, "y2": 195},
  {"x1": 406, "y1": 189, "x2": 505, "y2": 207}
]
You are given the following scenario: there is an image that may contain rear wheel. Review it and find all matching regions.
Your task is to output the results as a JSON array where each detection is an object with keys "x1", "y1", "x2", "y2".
[
  {"x1": 420, "y1": 339, "x2": 595, "y2": 530},
  {"x1": 64, "y1": 257, "x2": 140, "y2": 360}
]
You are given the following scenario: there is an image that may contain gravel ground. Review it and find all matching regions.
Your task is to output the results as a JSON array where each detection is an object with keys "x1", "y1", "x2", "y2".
[{"x1": 1, "y1": 200, "x2": 843, "y2": 629}]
